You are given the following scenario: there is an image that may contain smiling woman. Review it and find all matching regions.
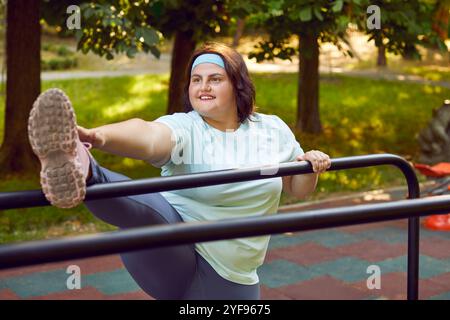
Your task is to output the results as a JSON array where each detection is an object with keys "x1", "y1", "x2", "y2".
[{"x1": 27, "y1": 42, "x2": 330, "y2": 300}]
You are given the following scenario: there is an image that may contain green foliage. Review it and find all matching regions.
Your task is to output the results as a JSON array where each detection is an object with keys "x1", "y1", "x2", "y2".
[
  {"x1": 247, "y1": 0, "x2": 448, "y2": 63},
  {"x1": 358, "y1": 0, "x2": 448, "y2": 60},
  {"x1": 41, "y1": 0, "x2": 256, "y2": 61},
  {"x1": 41, "y1": 44, "x2": 78, "y2": 71},
  {"x1": 41, "y1": 0, "x2": 162, "y2": 60},
  {"x1": 41, "y1": 57, "x2": 78, "y2": 71},
  {"x1": 56, "y1": 45, "x2": 72, "y2": 57},
  {"x1": 76, "y1": 1, "x2": 161, "y2": 60},
  {"x1": 248, "y1": 0, "x2": 365, "y2": 62}
]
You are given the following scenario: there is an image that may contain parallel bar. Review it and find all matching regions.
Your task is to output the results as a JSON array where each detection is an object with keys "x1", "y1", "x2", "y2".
[
  {"x1": 0, "y1": 154, "x2": 416, "y2": 210},
  {"x1": 0, "y1": 195, "x2": 446, "y2": 271}
]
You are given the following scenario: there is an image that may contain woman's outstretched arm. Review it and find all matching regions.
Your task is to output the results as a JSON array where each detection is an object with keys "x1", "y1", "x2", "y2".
[{"x1": 78, "y1": 118, "x2": 174, "y2": 166}]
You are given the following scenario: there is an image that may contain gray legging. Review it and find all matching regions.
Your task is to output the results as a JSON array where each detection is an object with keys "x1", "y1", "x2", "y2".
[{"x1": 84, "y1": 156, "x2": 260, "y2": 300}]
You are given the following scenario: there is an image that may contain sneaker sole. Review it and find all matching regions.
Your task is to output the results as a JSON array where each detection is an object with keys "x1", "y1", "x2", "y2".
[{"x1": 28, "y1": 88, "x2": 86, "y2": 208}]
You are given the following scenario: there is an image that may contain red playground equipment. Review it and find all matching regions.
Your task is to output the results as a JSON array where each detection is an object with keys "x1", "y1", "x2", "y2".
[{"x1": 414, "y1": 162, "x2": 450, "y2": 231}]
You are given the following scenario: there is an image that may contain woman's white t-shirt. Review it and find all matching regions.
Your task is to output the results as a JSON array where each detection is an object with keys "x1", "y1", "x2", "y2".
[{"x1": 153, "y1": 110, "x2": 304, "y2": 285}]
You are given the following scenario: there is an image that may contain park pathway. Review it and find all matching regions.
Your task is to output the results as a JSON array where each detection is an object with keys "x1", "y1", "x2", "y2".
[{"x1": 1, "y1": 52, "x2": 447, "y2": 88}]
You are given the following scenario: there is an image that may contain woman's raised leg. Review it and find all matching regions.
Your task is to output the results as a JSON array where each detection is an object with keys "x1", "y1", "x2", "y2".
[{"x1": 28, "y1": 88, "x2": 197, "y2": 299}]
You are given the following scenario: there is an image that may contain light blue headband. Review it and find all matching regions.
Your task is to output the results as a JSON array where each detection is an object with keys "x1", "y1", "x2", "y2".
[{"x1": 191, "y1": 53, "x2": 225, "y2": 72}]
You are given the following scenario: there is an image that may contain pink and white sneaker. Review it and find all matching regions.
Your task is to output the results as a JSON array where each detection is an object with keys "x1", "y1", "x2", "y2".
[{"x1": 28, "y1": 88, "x2": 92, "y2": 209}]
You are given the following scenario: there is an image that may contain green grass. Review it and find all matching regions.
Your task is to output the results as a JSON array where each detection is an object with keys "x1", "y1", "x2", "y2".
[
  {"x1": 347, "y1": 51, "x2": 450, "y2": 82},
  {"x1": 400, "y1": 65, "x2": 450, "y2": 82},
  {"x1": 1, "y1": 73, "x2": 449, "y2": 243}
]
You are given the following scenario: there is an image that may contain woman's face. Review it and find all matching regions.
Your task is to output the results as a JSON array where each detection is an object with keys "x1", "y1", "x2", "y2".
[{"x1": 188, "y1": 63, "x2": 236, "y2": 119}]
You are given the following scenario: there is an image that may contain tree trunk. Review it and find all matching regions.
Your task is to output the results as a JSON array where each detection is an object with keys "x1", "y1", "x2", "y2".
[
  {"x1": 0, "y1": 0, "x2": 41, "y2": 176},
  {"x1": 232, "y1": 18, "x2": 245, "y2": 48},
  {"x1": 403, "y1": 43, "x2": 418, "y2": 61},
  {"x1": 167, "y1": 31, "x2": 196, "y2": 114},
  {"x1": 377, "y1": 44, "x2": 387, "y2": 67},
  {"x1": 297, "y1": 33, "x2": 322, "y2": 134}
]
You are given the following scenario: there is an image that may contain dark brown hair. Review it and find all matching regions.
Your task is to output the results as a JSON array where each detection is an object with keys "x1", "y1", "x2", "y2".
[{"x1": 183, "y1": 42, "x2": 257, "y2": 123}]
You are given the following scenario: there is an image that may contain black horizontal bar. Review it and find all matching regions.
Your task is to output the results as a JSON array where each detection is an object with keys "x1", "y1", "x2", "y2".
[
  {"x1": 0, "y1": 154, "x2": 416, "y2": 210},
  {"x1": 0, "y1": 194, "x2": 444, "y2": 271}
]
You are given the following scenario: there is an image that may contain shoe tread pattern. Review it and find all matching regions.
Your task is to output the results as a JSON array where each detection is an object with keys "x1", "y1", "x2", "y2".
[{"x1": 28, "y1": 88, "x2": 86, "y2": 208}]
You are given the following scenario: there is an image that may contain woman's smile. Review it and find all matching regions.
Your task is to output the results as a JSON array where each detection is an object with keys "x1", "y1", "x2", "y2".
[{"x1": 198, "y1": 94, "x2": 216, "y2": 101}]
